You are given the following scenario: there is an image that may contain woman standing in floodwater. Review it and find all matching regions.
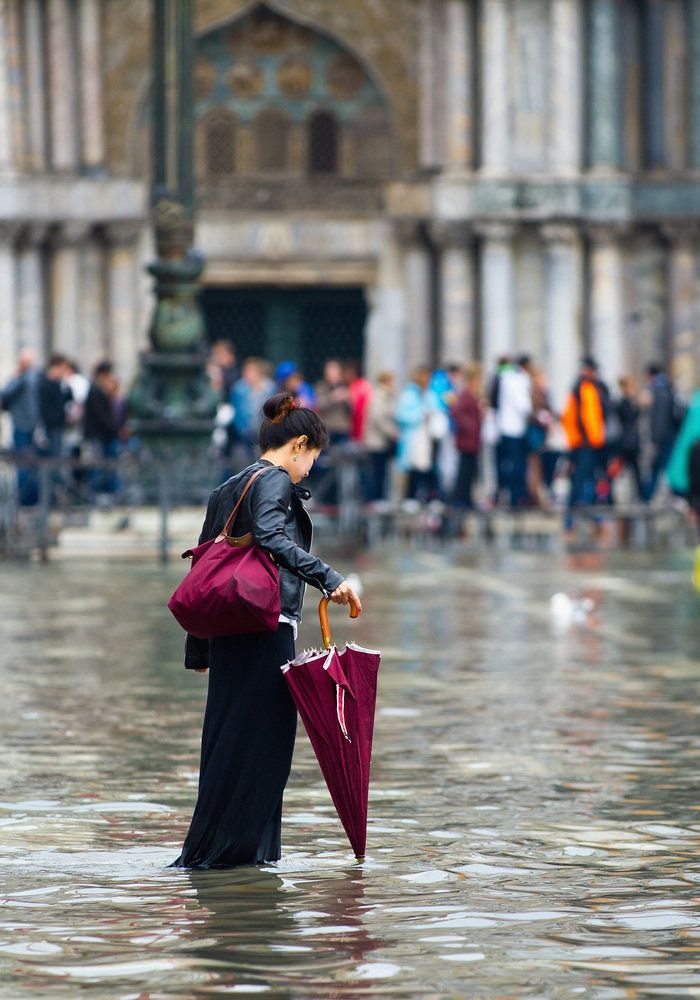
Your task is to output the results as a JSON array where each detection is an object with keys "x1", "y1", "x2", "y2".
[{"x1": 172, "y1": 393, "x2": 361, "y2": 868}]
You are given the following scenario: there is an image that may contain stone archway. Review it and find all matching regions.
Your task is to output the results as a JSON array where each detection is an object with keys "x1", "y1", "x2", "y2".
[
  {"x1": 191, "y1": 3, "x2": 398, "y2": 209},
  {"x1": 104, "y1": 0, "x2": 419, "y2": 179}
]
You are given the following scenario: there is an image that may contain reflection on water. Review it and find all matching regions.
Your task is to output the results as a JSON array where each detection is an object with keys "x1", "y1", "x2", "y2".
[{"x1": 1, "y1": 548, "x2": 700, "y2": 996}]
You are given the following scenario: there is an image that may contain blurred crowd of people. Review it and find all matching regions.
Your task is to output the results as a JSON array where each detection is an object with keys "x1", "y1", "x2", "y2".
[
  {"x1": 0, "y1": 348, "x2": 127, "y2": 503},
  {"x1": 4, "y1": 338, "x2": 700, "y2": 526},
  {"x1": 203, "y1": 340, "x2": 700, "y2": 524}
]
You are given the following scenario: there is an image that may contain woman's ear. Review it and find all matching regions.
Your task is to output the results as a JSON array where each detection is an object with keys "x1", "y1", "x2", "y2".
[{"x1": 296, "y1": 435, "x2": 309, "y2": 449}]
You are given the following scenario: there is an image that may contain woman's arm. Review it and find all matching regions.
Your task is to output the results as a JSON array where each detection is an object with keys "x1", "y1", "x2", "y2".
[{"x1": 251, "y1": 469, "x2": 344, "y2": 594}]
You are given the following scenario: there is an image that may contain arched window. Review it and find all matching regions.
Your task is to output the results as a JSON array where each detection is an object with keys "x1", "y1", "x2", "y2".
[
  {"x1": 254, "y1": 109, "x2": 290, "y2": 173},
  {"x1": 199, "y1": 110, "x2": 236, "y2": 179},
  {"x1": 307, "y1": 111, "x2": 338, "y2": 174}
]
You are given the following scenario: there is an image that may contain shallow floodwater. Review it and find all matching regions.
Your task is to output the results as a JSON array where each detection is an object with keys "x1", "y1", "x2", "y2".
[{"x1": 1, "y1": 546, "x2": 700, "y2": 998}]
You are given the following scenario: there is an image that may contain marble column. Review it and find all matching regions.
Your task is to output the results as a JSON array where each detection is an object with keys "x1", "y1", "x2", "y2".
[
  {"x1": 665, "y1": 226, "x2": 698, "y2": 398},
  {"x1": 47, "y1": 0, "x2": 78, "y2": 171},
  {"x1": 364, "y1": 225, "x2": 404, "y2": 381},
  {"x1": 587, "y1": 0, "x2": 623, "y2": 170},
  {"x1": 0, "y1": 222, "x2": 21, "y2": 380},
  {"x1": 418, "y1": 0, "x2": 446, "y2": 169},
  {"x1": 396, "y1": 221, "x2": 433, "y2": 380},
  {"x1": 432, "y1": 221, "x2": 475, "y2": 363},
  {"x1": 478, "y1": 223, "x2": 515, "y2": 365},
  {"x1": 22, "y1": 0, "x2": 47, "y2": 170},
  {"x1": 0, "y1": 0, "x2": 13, "y2": 173},
  {"x1": 4, "y1": 0, "x2": 24, "y2": 169},
  {"x1": 80, "y1": 234, "x2": 107, "y2": 367},
  {"x1": 542, "y1": 225, "x2": 582, "y2": 410},
  {"x1": 17, "y1": 226, "x2": 47, "y2": 360},
  {"x1": 78, "y1": 0, "x2": 105, "y2": 170},
  {"x1": 642, "y1": 0, "x2": 665, "y2": 170},
  {"x1": 688, "y1": 0, "x2": 700, "y2": 169},
  {"x1": 588, "y1": 227, "x2": 626, "y2": 386},
  {"x1": 481, "y1": 0, "x2": 510, "y2": 173},
  {"x1": 550, "y1": 0, "x2": 583, "y2": 174},
  {"x1": 445, "y1": 0, "x2": 473, "y2": 171},
  {"x1": 49, "y1": 224, "x2": 88, "y2": 359},
  {"x1": 106, "y1": 223, "x2": 142, "y2": 385}
]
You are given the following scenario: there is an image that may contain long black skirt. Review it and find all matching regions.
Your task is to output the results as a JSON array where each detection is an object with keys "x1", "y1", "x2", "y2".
[{"x1": 172, "y1": 624, "x2": 297, "y2": 868}]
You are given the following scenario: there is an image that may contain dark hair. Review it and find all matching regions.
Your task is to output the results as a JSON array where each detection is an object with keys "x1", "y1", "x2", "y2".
[
  {"x1": 259, "y1": 393, "x2": 329, "y2": 452},
  {"x1": 94, "y1": 360, "x2": 113, "y2": 377},
  {"x1": 645, "y1": 362, "x2": 662, "y2": 377}
]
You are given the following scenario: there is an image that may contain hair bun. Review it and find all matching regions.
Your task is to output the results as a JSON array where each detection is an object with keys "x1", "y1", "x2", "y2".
[{"x1": 263, "y1": 392, "x2": 297, "y2": 424}]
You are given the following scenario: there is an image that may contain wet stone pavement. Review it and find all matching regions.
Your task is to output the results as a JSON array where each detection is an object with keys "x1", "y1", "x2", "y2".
[{"x1": 1, "y1": 546, "x2": 700, "y2": 998}]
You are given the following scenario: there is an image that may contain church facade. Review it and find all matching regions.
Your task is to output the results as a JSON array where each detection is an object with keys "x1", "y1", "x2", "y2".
[{"x1": 1, "y1": 0, "x2": 699, "y2": 406}]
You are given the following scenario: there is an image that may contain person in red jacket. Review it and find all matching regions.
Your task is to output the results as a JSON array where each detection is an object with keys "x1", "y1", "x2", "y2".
[
  {"x1": 344, "y1": 360, "x2": 373, "y2": 443},
  {"x1": 450, "y1": 363, "x2": 483, "y2": 509}
]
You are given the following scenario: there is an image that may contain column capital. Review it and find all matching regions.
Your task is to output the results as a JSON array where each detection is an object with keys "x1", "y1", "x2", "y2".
[
  {"x1": 393, "y1": 218, "x2": 424, "y2": 247},
  {"x1": 661, "y1": 223, "x2": 700, "y2": 248},
  {"x1": 17, "y1": 223, "x2": 50, "y2": 248},
  {"x1": 429, "y1": 220, "x2": 472, "y2": 248},
  {"x1": 474, "y1": 220, "x2": 516, "y2": 243},
  {"x1": 104, "y1": 221, "x2": 143, "y2": 248},
  {"x1": 585, "y1": 223, "x2": 629, "y2": 246},
  {"x1": 541, "y1": 223, "x2": 580, "y2": 247},
  {"x1": 49, "y1": 222, "x2": 92, "y2": 248},
  {"x1": 0, "y1": 221, "x2": 24, "y2": 244}
]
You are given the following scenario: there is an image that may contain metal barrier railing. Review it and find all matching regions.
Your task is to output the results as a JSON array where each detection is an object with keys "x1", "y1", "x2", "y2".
[
  {"x1": 0, "y1": 443, "x2": 368, "y2": 561},
  {"x1": 1, "y1": 446, "x2": 694, "y2": 560}
]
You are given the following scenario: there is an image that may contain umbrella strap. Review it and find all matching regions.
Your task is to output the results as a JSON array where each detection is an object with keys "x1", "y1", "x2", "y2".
[{"x1": 336, "y1": 686, "x2": 351, "y2": 743}]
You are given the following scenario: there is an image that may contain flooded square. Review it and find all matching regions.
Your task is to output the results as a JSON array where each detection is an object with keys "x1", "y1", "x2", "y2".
[{"x1": 1, "y1": 547, "x2": 700, "y2": 997}]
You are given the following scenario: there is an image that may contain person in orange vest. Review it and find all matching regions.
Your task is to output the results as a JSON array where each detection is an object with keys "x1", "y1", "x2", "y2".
[{"x1": 561, "y1": 357, "x2": 607, "y2": 531}]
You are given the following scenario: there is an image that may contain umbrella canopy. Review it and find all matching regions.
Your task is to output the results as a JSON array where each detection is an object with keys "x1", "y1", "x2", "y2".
[{"x1": 281, "y1": 598, "x2": 380, "y2": 860}]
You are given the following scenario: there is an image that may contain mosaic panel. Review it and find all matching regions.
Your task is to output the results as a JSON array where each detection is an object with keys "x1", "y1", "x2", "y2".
[{"x1": 195, "y1": 8, "x2": 388, "y2": 127}]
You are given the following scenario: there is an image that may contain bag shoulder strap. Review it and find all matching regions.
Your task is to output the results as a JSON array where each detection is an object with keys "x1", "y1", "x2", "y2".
[{"x1": 221, "y1": 466, "x2": 271, "y2": 537}]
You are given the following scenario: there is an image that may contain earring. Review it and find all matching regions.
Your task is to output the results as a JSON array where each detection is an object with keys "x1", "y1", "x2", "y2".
[{"x1": 293, "y1": 456, "x2": 298, "y2": 462}]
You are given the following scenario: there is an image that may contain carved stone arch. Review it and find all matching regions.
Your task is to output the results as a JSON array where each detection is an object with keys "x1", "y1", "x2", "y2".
[
  {"x1": 196, "y1": 0, "x2": 389, "y2": 102},
  {"x1": 195, "y1": 1, "x2": 399, "y2": 155},
  {"x1": 105, "y1": 0, "x2": 417, "y2": 178}
]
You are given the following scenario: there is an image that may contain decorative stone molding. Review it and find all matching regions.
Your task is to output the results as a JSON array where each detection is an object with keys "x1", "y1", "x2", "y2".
[
  {"x1": 660, "y1": 223, "x2": 699, "y2": 248},
  {"x1": 393, "y1": 218, "x2": 423, "y2": 246},
  {"x1": 540, "y1": 223, "x2": 579, "y2": 247},
  {"x1": 48, "y1": 222, "x2": 92, "y2": 248},
  {"x1": 17, "y1": 223, "x2": 49, "y2": 248},
  {"x1": 585, "y1": 222, "x2": 630, "y2": 247},
  {"x1": 104, "y1": 221, "x2": 143, "y2": 248},
  {"x1": 0, "y1": 220, "x2": 23, "y2": 244},
  {"x1": 429, "y1": 220, "x2": 472, "y2": 249},
  {"x1": 473, "y1": 221, "x2": 516, "y2": 245}
]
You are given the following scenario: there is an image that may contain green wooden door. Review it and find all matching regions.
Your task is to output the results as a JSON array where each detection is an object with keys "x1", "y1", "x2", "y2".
[{"x1": 201, "y1": 286, "x2": 367, "y2": 382}]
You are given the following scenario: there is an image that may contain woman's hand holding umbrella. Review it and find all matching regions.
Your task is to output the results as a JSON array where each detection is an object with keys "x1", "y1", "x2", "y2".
[{"x1": 329, "y1": 581, "x2": 362, "y2": 614}]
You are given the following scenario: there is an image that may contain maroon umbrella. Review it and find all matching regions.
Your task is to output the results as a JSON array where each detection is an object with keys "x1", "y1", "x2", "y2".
[{"x1": 281, "y1": 597, "x2": 380, "y2": 861}]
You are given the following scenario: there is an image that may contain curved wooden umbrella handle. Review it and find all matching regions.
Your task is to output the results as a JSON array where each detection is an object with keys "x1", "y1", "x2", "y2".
[{"x1": 319, "y1": 595, "x2": 360, "y2": 650}]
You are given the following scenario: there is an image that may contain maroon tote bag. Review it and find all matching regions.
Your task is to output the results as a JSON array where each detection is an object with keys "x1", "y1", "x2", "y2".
[{"x1": 168, "y1": 468, "x2": 281, "y2": 639}]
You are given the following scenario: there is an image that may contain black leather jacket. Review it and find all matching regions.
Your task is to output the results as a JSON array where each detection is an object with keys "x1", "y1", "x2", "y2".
[{"x1": 184, "y1": 460, "x2": 344, "y2": 669}]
